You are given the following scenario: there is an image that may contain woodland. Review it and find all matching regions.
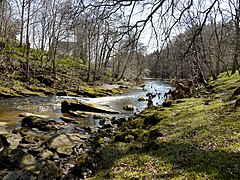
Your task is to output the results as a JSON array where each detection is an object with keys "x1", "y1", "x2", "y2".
[
  {"x1": 0, "y1": 0, "x2": 240, "y2": 179},
  {"x1": 0, "y1": 0, "x2": 239, "y2": 85}
]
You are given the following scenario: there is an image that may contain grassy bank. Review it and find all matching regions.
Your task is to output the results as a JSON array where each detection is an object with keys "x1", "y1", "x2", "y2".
[{"x1": 91, "y1": 72, "x2": 240, "y2": 179}]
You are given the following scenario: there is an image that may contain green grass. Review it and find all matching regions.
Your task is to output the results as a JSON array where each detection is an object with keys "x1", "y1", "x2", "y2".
[{"x1": 91, "y1": 72, "x2": 240, "y2": 179}]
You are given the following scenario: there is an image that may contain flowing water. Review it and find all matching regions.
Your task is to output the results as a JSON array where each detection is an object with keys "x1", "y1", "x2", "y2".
[{"x1": 0, "y1": 79, "x2": 172, "y2": 131}]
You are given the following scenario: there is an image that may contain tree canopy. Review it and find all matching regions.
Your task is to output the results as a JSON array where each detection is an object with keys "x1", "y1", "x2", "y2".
[{"x1": 0, "y1": 0, "x2": 239, "y2": 82}]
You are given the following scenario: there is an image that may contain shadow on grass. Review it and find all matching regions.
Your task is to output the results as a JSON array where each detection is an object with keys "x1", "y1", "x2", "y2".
[{"x1": 97, "y1": 139, "x2": 240, "y2": 179}]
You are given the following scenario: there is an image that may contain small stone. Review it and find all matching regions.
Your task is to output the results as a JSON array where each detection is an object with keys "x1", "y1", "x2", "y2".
[
  {"x1": 39, "y1": 149, "x2": 53, "y2": 160},
  {"x1": 123, "y1": 104, "x2": 135, "y2": 111},
  {"x1": 138, "y1": 96, "x2": 147, "y2": 101},
  {"x1": 37, "y1": 160, "x2": 63, "y2": 180}
]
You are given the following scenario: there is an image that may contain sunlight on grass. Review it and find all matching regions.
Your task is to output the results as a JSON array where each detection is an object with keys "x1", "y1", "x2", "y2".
[{"x1": 92, "y1": 72, "x2": 240, "y2": 179}]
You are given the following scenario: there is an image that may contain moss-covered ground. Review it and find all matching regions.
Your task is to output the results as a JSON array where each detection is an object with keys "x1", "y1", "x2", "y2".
[{"x1": 91, "y1": 72, "x2": 240, "y2": 179}]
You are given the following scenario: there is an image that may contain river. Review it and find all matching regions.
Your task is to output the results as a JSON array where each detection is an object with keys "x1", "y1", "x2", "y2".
[{"x1": 0, "y1": 79, "x2": 172, "y2": 131}]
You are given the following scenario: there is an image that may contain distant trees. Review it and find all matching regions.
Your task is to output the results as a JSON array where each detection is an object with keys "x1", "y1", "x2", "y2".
[
  {"x1": 0, "y1": 0, "x2": 17, "y2": 40},
  {"x1": 144, "y1": 0, "x2": 239, "y2": 82},
  {"x1": 228, "y1": 0, "x2": 240, "y2": 75},
  {"x1": 1, "y1": 0, "x2": 240, "y2": 82}
]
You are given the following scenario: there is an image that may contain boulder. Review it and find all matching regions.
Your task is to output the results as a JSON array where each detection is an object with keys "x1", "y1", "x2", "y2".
[
  {"x1": 47, "y1": 133, "x2": 89, "y2": 150},
  {"x1": 0, "y1": 134, "x2": 22, "y2": 149},
  {"x1": 144, "y1": 112, "x2": 166, "y2": 126},
  {"x1": 69, "y1": 110, "x2": 108, "y2": 119},
  {"x1": 99, "y1": 119, "x2": 113, "y2": 129},
  {"x1": 19, "y1": 133, "x2": 51, "y2": 148},
  {"x1": 111, "y1": 117, "x2": 127, "y2": 127},
  {"x1": 61, "y1": 100, "x2": 119, "y2": 114},
  {"x1": 0, "y1": 148, "x2": 38, "y2": 171},
  {"x1": 21, "y1": 115, "x2": 67, "y2": 131}
]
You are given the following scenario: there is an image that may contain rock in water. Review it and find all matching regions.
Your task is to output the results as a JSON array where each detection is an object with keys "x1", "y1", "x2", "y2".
[
  {"x1": 123, "y1": 104, "x2": 135, "y2": 111},
  {"x1": 61, "y1": 100, "x2": 120, "y2": 114},
  {"x1": 21, "y1": 115, "x2": 67, "y2": 131},
  {"x1": 138, "y1": 96, "x2": 147, "y2": 101},
  {"x1": 19, "y1": 113, "x2": 50, "y2": 118}
]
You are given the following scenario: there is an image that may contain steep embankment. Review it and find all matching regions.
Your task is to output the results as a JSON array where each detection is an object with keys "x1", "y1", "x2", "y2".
[
  {"x1": 91, "y1": 72, "x2": 240, "y2": 179},
  {"x1": 0, "y1": 40, "x2": 122, "y2": 98}
]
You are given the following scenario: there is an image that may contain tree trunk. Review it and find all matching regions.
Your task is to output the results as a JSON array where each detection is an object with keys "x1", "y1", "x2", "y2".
[
  {"x1": 25, "y1": 0, "x2": 30, "y2": 79},
  {"x1": 118, "y1": 53, "x2": 132, "y2": 81},
  {"x1": 19, "y1": 0, "x2": 25, "y2": 47},
  {"x1": 86, "y1": 35, "x2": 91, "y2": 82},
  {"x1": 232, "y1": 1, "x2": 240, "y2": 75}
]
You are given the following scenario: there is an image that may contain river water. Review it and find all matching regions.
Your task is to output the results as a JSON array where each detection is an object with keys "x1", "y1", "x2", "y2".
[{"x1": 0, "y1": 79, "x2": 172, "y2": 131}]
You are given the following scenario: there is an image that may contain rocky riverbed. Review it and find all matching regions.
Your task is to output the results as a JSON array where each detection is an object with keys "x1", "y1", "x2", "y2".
[
  {"x1": 0, "y1": 100, "x2": 127, "y2": 179},
  {"x1": 0, "y1": 79, "x2": 173, "y2": 179}
]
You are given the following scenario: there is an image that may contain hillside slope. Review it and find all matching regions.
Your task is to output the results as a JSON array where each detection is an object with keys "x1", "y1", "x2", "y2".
[
  {"x1": 0, "y1": 40, "x2": 121, "y2": 98},
  {"x1": 91, "y1": 72, "x2": 240, "y2": 179}
]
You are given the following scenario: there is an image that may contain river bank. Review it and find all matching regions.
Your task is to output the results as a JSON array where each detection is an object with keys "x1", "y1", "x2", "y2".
[
  {"x1": 0, "y1": 78, "x2": 172, "y2": 179},
  {"x1": 0, "y1": 72, "x2": 239, "y2": 179},
  {"x1": 90, "y1": 72, "x2": 240, "y2": 179}
]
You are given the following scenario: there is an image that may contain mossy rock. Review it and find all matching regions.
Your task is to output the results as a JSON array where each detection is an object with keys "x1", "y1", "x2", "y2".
[
  {"x1": 16, "y1": 88, "x2": 45, "y2": 97},
  {"x1": 77, "y1": 86, "x2": 121, "y2": 98},
  {"x1": 144, "y1": 111, "x2": 167, "y2": 126},
  {"x1": 0, "y1": 87, "x2": 21, "y2": 98},
  {"x1": 67, "y1": 91, "x2": 78, "y2": 96},
  {"x1": 162, "y1": 100, "x2": 173, "y2": 107},
  {"x1": 26, "y1": 85, "x2": 55, "y2": 95}
]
